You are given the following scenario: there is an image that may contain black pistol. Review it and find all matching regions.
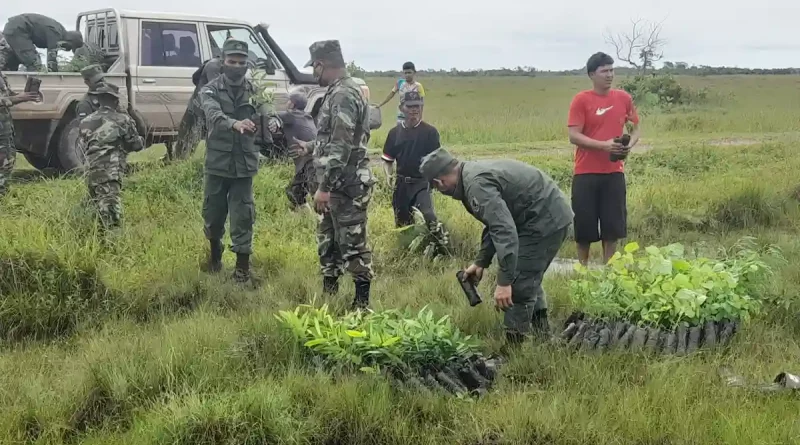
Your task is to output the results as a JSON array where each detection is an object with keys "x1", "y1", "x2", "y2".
[
  {"x1": 456, "y1": 270, "x2": 482, "y2": 307},
  {"x1": 609, "y1": 133, "x2": 632, "y2": 162}
]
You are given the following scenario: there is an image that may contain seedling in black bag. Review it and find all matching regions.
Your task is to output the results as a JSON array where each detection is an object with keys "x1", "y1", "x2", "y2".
[
  {"x1": 456, "y1": 270, "x2": 482, "y2": 307},
  {"x1": 609, "y1": 133, "x2": 631, "y2": 162}
]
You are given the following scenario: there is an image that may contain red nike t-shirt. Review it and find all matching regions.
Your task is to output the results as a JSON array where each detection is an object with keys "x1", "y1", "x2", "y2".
[{"x1": 567, "y1": 89, "x2": 639, "y2": 175}]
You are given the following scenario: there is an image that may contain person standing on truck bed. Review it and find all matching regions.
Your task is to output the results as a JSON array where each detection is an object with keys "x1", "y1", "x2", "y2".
[
  {"x1": 382, "y1": 90, "x2": 450, "y2": 255},
  {"x1": 0, "y1": 71, "x2": 40, "y2": 197},
  {"x1": 420, "y1": 148, "x2": 574, "y2": 349},
  {"x1": 172, "y1": 53, "x2": 224, "y2": 161},
  {"x1": 0, "y1": 13, "x2": 84, "y2": 72},
  {"x1": 76, "y1": 83, "x2": 144, "y2": 231},
  {"x1": 267, "y1": 91, "x2": 318, "y2": 211},
  {"x1": 292, "y1": 39, "x2": 375, "y2": 311},
  {"x1": 198, "y1": 39, "x2": 262, "y2": 284}
]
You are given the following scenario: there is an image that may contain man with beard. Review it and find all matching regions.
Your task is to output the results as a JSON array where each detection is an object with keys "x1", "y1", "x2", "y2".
[
  {"x1": 292, "y1": 39, "x2": 375, "y2": 310},
  {"x1": 198, "y1": 39, "x2": 262, "y2": 283},
  {"x1": 382, "y1": 90, "x2": 449, "y2": 254},
  {"x1": 419, "y1": 148, "x2": 573, "y2": 348}
]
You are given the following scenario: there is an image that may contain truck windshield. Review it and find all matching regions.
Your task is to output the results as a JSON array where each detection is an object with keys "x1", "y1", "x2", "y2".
[{"x1": 206, "y1": 25, "x2": 279, "y2": 68}]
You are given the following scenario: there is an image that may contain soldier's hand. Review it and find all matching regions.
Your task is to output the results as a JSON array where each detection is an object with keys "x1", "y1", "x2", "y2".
[
  {"x1": 233, "y1": 119, "x2": 257, "y2": 134},
  {"x1": 313, "y1": 190, "x2": 331, "y2": 214},
  {"x1": 494, "y1": 285, "x2": 513, "y2": 311},
  {"x1": 291, "y1": 137, "x2": 308, "y2": 151},
  {"x1": 14, "y1": 92, "x2": 40, "y2": 104},
  {"x1": 463, "y1": 264, "x2": 484, "y2": 283}
]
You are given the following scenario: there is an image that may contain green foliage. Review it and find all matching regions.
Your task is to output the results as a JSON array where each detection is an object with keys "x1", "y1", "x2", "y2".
[
  {"x1": 620, "y1": 73, "x2": 708, "y2": 108},
  {"x1": 276, "y1": 303, "x2": 480, "y2": 374},
  {"x1": 248, "y1": 69, "x2": 276, "y2": 114},
  {"x1": 569, "y1": 238, "x2": 782, "y2": 328}
]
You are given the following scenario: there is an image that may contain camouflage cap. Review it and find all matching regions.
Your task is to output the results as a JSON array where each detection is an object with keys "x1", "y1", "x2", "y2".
[
  {"x1": 80, "y1": 64, "x2": 105, "y2": 84},
  {"x1": 223, "y1": 39, "x2": 249, "y2": 57},
  {"x1": 402, "y1": 91, "x2": 423, "y2": 106},
  {"x1": 420, "y1": 148, "x2": 458, "y2": 180},
  {"x1": 303, "y1": 40, "x2": 344, "y2": 68},
  {"x1": 88, "y1": 82, "x2": 120, "y2": 99}
]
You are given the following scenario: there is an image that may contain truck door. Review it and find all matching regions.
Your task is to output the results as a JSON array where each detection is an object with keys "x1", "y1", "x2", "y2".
[
  {"x1": 203, "y1": 23, "x2": 289, "y2": 109},
  {"x1": 134, "y1": 19, "x2": 204, "y2": 134}
]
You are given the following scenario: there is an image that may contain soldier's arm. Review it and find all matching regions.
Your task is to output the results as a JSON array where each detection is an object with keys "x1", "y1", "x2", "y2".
[
  {"x1": 122, "y1": 116, "x2": 145, "y2": 152},
  {"x1": 75, "y1": 100, "x2": 93, "y2": 120},
  {"x1": 467, "y1": 176, "x2": 518, "y2": 286},
  {"x1": 474, "y1": 228, "x2": 497, "y2": 269},
  {"x1": 318, "y1": 90, "x2": 360, "y2": 193},
  {"x1": 200, "y1": 85, "x2": 238, "y2": 132},
  {"x1": 46, "y1": 48, "x2": 59, "y2": 72}
]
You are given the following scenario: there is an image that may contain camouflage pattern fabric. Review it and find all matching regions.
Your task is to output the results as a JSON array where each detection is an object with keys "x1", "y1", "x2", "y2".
[
  {"x1": 0, "y1": 71, "x2": 17, "y2": 196},
  {"x1": 311, "y1": 74, "x2": 375, "y2": 281},
  {"x1": 317, "y1": 185, "x2": 374, "y2": 281},
  {"x1": 78, "y1": 106, "x2": 144, "y2": 228},
  {"x1": 73, "y1": 42, "x2": 106, "y2": 69}
]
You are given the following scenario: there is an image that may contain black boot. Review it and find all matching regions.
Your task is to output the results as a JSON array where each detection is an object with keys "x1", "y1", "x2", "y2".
[
  {"x1": 351, "y1": 281, "x2": 371, "y2": 311},
  {"x1": 232, "y1": 253, "x2": 250, "y2": 283},
  {"x1": 499, "y1": 331, "x2": 526, "y2": 356},
  {"x1": 323, "y1": 276, "x2": 339, "y2": 295},
  {"x1": 206, "y1": 239, "x2": 223, "y2": 273},
  {"x1": 531, "y1": 309, "x2": 551, "y2": 341}
]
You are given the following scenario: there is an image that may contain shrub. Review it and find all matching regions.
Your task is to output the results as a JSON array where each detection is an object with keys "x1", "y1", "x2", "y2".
[{"x1": 620, "y1": 74, "x2": 708, "y2": 108}]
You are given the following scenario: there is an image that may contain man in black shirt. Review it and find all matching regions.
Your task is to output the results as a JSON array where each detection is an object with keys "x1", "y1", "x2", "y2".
[{"x1": 382, "y1": 91, "x2": 449, "y2": 253}]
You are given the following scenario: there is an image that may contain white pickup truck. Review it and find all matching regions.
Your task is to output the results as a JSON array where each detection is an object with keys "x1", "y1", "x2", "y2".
[{"x1": 5, "y1": 8, "x2": 376, "y2": 173}]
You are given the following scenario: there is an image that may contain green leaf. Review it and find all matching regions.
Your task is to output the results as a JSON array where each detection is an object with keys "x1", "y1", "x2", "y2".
[
  {"x1": 304, "y1": 338, "x2": 328, "y2": 347},
  {"x1": 624, "y1": 242, "x2": 640, "y2": 253},
  {"x1": 346, "y1": 330, "x2": 366, "y2": 337}
]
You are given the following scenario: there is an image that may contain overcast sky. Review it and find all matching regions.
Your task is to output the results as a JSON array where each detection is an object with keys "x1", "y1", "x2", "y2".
[{"x1": 3, "y1": 1, "x2": 799, "y2": 71}]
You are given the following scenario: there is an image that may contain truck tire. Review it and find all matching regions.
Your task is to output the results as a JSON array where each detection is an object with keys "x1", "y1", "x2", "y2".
[
  {"x1": 55, "y1": 117, "x2": 86, "y2": 174},
  {"x1": 22, "y1": 152, "x2": 57, "y2": 171}
]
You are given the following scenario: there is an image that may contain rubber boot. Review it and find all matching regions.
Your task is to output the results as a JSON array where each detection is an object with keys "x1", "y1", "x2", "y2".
[
  {"x1": 531, "y1": 309, "x2": 551, "y2": 341},
  {"x1": 232, "y1": 253, "x2": 250, "y2": 283},
  {"x1": 323, "y1": 276, "x2": 339, "y2": 295},
  {"x1": 207, "y1": 239, "x2": 223, "y2": 273},
  {"x1": 352, "y1": 281, "x2": 371, "y2": 311}
]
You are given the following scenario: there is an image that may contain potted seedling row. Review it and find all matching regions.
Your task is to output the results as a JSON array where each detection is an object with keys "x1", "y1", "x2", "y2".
[
  {"x1": 276, "y1": 303, "x2": 503, "y2": 397},
  {"x1": 562, "y1": 238, "x2": 780, "y2": 356}
]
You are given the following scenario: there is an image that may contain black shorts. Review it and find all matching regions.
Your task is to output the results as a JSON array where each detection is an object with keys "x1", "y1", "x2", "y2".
[{"x1": 571, "y1": 172, "x2": 627, "y2": 244}]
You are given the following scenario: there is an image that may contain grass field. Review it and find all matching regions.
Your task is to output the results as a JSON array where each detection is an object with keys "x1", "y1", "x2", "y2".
[{"x1": 2, "y1": 74, "x2": 800, "y2": 444}]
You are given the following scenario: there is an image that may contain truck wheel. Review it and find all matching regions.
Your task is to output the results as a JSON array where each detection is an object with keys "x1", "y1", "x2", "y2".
[
  {"x1": 55, "y1": 118, "x2": 86, "y2": 174},
  {"x1": 22, "y1": 152, "x2": 57, "y2": 171}
]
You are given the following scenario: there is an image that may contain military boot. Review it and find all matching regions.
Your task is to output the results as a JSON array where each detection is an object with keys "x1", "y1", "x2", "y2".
[
  {"x1": 499, "y1": 331, "x2": 526, "y2": 357},
  {"x1": 206, "y1": 239, "x2": 223, "y2": 273},
  {"x1": 531, "y1": 309, "x2": 551, "y2": 341},
  {"x1": 351, "y1": 281, "x2": 371, "y2": 311},
  {"x1": 232, "y1": 253, "x2": 250, "y2": 283},
  {"x1": 323, "y1": 276, "x2": 339, "y2": 295}
]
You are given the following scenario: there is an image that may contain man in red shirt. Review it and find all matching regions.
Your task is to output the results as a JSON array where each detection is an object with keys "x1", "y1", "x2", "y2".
[{"x1": 567, "y1": 52, "x2": 641, "y2": 266}]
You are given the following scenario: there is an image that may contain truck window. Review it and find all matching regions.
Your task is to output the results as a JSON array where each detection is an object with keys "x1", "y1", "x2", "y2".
[
  {"x1": 141, "y1": 21, "x2": 202, "y2": 67},
  {"x1": 206, "y1": 25, "x2": 280, "y2": 69}
]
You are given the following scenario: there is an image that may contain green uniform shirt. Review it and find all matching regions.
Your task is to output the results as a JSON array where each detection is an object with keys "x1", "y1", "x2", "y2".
[{"x1": 454, "y1": 159, "x2": 574, "y2": 286}]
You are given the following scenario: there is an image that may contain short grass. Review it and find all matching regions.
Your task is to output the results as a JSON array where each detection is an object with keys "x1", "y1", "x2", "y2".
[{"x1": 3, "y1": 75, "x2": 800, "y2": 444}]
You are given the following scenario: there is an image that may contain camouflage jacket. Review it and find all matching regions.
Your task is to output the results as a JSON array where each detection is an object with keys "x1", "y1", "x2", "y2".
[
  {"x1": 76, "y1": 93, "x2": 125, "y2": 120},
  {"x1": 312, "y1": 75, "x2": 373, "y2": 193},
  {"x1": 0, "y1": 72, "x2": 17, "y2": 133},
  {"x1": 78, "y1": 107, "x2": 143, "y2": 178},
  {"x1": 199, "y1": 75, "x2": 260, "y2": 178}
]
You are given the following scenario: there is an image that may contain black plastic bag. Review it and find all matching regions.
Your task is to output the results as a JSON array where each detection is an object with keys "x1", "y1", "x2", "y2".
[
  {"x1": 617, "y1": 325, "x2": 636, "y2": 350},
  {"x1": 630, "y1": 327, "x2": 648, "y2": 351},
  {"x1": 582, "y1": 325, "x2": 601, "y2": 351},
  {"x1": 718, "y1": 320, "x2": 735, "y2": 346},
  {"x1": 561, "y1": 322, "x2": 578, "y2": 341},
  {"x1": 703, "y1": 320, "x2": 718, "y2": 349},
  {"x1": 610, "y1": 321, "x2": 628, "y2": 347},
  {"x1": 596, "y1": 327, "x2": 612, "y2": 351},
  {"x1": 645, "y1": 327, "x2": 661, "y2": 353},
  {"x1": 436, "y1": 369, "x2": 467, "y2": 395},
  {"x1": 687, "y1": 325, "x2": 702, "y2": 354},
  {"x1": 569, "y1": 322, "x2": 589, "y2": 348},
  {"x1": 563, "y1": 311, "x2": 585, "y2": 329},
  {"x1": 662, "y1": 331, "x2": 677, "y2": 355},
  {"x1": 676, "y1": 322, "x2": 689, "y2": 356}
]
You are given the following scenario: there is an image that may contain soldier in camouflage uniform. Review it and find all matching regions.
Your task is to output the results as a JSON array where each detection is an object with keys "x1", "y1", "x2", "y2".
[
  {"x1": 0, "y1": 71, "x2": 40, "y2": 196},
  {"x1": 173, "y1": 55, "x2": 224, "y2": 160},
  {"x1": 77, "y1": 83, "x2": 144, "y2": 229},
  {"x1": 294, "y1": 40, "x2": 375, "y2": 310},
  {"x1": 76, "y1": 64, "x2": 108, "y2": 120},
  {"x1": 199, "y1": 39, "x2": 262, "y2": 283},
  {"x1": 0, "y1": 14, "x2": 83, "y2": 72}
]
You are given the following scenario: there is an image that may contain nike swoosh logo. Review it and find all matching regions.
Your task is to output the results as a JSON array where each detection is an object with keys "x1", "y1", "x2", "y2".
[{"x1": 596, "y1": 106, "x2": 614, "y2": 115}]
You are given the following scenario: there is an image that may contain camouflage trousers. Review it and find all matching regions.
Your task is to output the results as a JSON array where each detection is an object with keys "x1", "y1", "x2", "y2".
[
  {"x1": 173, "y1": 97, "x2": 204, "y2": 160},
  {"x1": 0, "y1": 34, "x2": 42, "y2": 72},
  {"x1": 286, "y1": 155, "x2": 315, "y2": 208},
  {"x1": 0, "y1": 120, "x2": 16, "y2": 197},
  {"x1": 85, "y1": 149, "x2": 128, "y2": 229},
  {"x1": 503, "y1": 225, "x2": 570, "y2": 335},
  {"x1": 317, "y1": 183, "x2": 374, "y2": 282}
]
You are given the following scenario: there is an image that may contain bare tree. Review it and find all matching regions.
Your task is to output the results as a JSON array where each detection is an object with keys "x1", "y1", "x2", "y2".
[{"x1": 604, "y1": 18, "x2": 666, "y2": 75}]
